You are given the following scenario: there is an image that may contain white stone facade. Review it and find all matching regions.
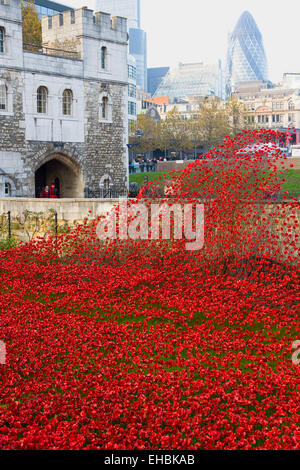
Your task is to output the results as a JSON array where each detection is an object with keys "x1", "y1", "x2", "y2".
[
  {"x1": 0, "y1": 0, "x2": 129, "y2": 198},
  {"x1": 233, "y1": 81, "x2": 300, "y2": 144}
]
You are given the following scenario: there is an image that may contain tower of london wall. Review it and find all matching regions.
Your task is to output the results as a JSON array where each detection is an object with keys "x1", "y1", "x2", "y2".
[{"x1": 0, "y1": 0, "x2": 129, "y2": 198}]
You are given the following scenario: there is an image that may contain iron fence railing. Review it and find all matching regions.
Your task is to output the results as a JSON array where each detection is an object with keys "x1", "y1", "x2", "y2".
[
  {"x1": 23, "y1": 43, "x2": 80, "y2": 60},
  {"x1": 0, "y1": 210, "x2": 58, "y2": 243},
  {"x1": 84, "y1": 188, "x2": 128, "y2": 199}
]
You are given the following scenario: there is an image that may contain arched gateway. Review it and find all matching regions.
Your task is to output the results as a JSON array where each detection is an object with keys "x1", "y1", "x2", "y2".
[{"x1": 35, "y1": 153, "x2": 84, "y2": 198}]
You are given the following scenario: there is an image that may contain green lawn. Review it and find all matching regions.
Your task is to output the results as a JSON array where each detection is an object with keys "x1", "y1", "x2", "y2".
[
  {"x1": 282, "y1": 169, "x2": 300, "y2": 196},
  {"x1": 129, "y1": 171, "x2": 170, "y2": 186},
  {"x1": 129, "y1": 169, "x2": 300, "y2": 197}
]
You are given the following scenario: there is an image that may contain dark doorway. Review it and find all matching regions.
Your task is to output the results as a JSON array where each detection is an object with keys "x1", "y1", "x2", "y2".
[
  {"x1": 35, "y1": 165, "x2": 46, "y2": 198},
  {"x1": 54, "y1": 177, "x2": 60, "y2": 197},
  {"x1": 35, "y1": 156, "x2": 83, "y2": 198}
]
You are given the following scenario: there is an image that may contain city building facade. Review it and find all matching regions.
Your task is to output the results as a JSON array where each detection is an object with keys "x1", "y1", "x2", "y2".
[
  {"x1": 128, "y1": 54, "x2": 137, "y2": 130},
  {"x1": 233, "y1": 81, "x2": 300, "y2": 144},
  {"x1": 128, "y1": 26, "x2": 147, "y2": 91},
  {"x1": 226, "y1": 11, "x2": 268, "y2": 96},
  {"x1": 93, "y1": 0, "x2": 141, "y2": 29},
  {"x1": 281, "y1": 73, "x2": 300, "y2": 90},
  {"x1": 154, "y1": 62, "x2": 223, "y2": 101},
  {"x1": 0, "y1": 1, "x2": 129, "y2": 198}
]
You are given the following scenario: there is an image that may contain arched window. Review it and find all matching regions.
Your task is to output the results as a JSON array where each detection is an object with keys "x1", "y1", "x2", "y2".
[
  {"x1": 37, "y1": 86, "x2": 48, "y2": 114},
  {"x1": 4, "y1": 182, "x2": 11, "y2": 197},
  {"x1": 101, "y1": 46, "x2": 107, "y2": 69},
  {"x1": 0, "y1": 84, "x2": 7, "y2": 110},
  {"x1": 102, "y1": 96, "x2": 108, "y2": 119},
  {"x1": 0, "y1": 28, "x2": 4, "y2": 54},
  {"x1": 62, "y1": 89, "x2": 73, "y2": 116},
  {"x1": 103, "y1": 177, "x2": 110, "y2": 191},
  {"x1": 288, "y1": 101, "x2": 295, "y2": 110},
  {"x1": 99, "y1": 174, "x2": 113, "y2": 197}
]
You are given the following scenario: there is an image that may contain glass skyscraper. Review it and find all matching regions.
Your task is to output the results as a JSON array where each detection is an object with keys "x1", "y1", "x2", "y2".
[
  {"x1": 147, "y1": 67, "x2": 170, "y2": 96},
  {"x1": 129, "y1": 27, "x2": 147, "y2": 91},
  {"x1": 94, "y1": 0, "x2": 141, "y2": 29},
  {"x1": 27, "y1": 0, "x2": 72, "y2": 18},
  {"x1": 226, "y1": 11, "x2": 268, "y2": 95},
  {"x1": 154, "y1": 62, "x2": 222, "y2": 101}
]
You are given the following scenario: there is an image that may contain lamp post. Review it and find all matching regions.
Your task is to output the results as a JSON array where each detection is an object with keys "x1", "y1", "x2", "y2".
[{"x1": 127, "y1": 129, "x2": 143, "y2": 169}]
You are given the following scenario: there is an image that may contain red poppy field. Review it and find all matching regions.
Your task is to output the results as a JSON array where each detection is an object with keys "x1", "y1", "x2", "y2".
[{"x1": 0, "y1": 129, "x2": 299, "y2": 450}]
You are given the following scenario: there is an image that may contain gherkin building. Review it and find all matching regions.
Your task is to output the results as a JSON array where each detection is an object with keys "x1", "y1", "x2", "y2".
[{"x1": 226, "y1": 11, "x2": 268, "y2": 95}]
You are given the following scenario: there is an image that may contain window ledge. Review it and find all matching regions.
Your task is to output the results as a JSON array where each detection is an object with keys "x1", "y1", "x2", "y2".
[
  {"x1": 33, "y1": 114, "x2": 52, "y2": 119},
  {"x1": 59, "y1": 116, "x2": 79, "y2": 121},
  {"x1": 99, "y1": 119, "x2": 113, "y2": 124},
  {"x1": 0, "y1": 110, "x2": 13, "y2": 116}
]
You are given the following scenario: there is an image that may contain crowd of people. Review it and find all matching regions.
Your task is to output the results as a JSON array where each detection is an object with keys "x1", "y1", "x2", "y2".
[{"x1": 129, "y1": 158, "x2": 158, "y2": 174}]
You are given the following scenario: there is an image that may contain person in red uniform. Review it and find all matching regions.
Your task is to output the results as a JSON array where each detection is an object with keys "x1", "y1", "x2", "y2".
[
  {"x1": 40, "y1": 185, "x2": 49, "y2": 198},
  {"x1": 49, "y1": 183, "x2": 59, "y2": 198}
]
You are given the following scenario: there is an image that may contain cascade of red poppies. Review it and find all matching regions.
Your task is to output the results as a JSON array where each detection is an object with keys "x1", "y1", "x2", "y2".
[{"x1": 0, "y1": 128, "x2": 299, "y2": 449}]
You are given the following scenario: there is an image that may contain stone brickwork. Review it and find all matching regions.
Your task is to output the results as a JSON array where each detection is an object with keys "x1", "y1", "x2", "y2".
[{"x1": 0, "y1": 1, "x2": 129, "y2": 198}]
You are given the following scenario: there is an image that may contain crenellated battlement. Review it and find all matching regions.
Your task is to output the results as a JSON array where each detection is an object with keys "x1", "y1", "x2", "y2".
[
  {"x1": 0, "y1": 2, "x2": 129, "y2": 201},
  {"x1": 41, "y1": 7, "x2": 128, "y2": 72},
  {"x1": 41, "y1": 7, "x2": 127, "y2": 39}
]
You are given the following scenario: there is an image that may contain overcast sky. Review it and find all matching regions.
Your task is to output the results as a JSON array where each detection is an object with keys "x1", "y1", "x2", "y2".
[
  {"x1": 69, "y1": 0, "x2": 300, "y2": 83},
  {"x1": 140, "y1": 0, "x2": 300, "y2": 83}
]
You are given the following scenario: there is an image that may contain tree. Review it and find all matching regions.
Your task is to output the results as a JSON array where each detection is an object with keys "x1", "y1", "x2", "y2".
[
  {"x1": 159, "y1": 109, "x2": 191, "y2": 156},
  {"x1": 129, "y1": 114, "x2": 160, "y2": 155},
  {"x1": 187, "y1": 113, "x2": 204, "y2": 158},
  {"x1": 226, "y1": 96, "x2": 255, "y2": 136},
  {"x1": 195, "y1": 98, "x2": 231, "y2": 150},
  {"x1": 21, "y1": 1, "x2": 42, "y2": 49}
]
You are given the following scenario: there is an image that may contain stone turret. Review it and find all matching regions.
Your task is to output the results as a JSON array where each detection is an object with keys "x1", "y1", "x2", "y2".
[
  {"x1": 41, "y1": 7, "x2": 128, "y2": 58},
  {"x1": 41, "y1": 7, "x2": 128, "y2": 81},
  {"x1": 0, "y1": 2, "x2": 129, "y2": 199}
]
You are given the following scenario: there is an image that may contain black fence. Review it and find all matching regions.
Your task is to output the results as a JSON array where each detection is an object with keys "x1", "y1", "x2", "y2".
[
  {"x1": 23, "y1": 43, "x2": 80, "y2": 60},
  {"x1": 0, "y1": 211, "x2": 58, "y2": 242},
  {"x1": 84, "y1": 188, "x2": 128, "y2": 199}
]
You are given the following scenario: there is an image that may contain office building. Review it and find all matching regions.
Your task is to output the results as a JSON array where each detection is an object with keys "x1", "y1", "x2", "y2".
[
  {"x1": 128, "y1": 54, "x2": 137, "y2": 130},
  {"x1": 24, "y1": 0, "x2": 72, "y2": 18},
  {"x1": 233, "y1": 80, "x2": 300, "y2": 145},
  {"x1": 226, "y1": 11, "x2": 268, "y2": 95},
  {"x1": 94, "y1": 0, "x2": 140, "y2": 28},
  {"x1": 128, "y1": 26, "x2": 147, "y2": 91},
  {"x1": 154, "y1": 62, "x2": 223, "y2": 101},
  {"x1": 147, "y1": 67, "x2": 170, "y2": 96}
]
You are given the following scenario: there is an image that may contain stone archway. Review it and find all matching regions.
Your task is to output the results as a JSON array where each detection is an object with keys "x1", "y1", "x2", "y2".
[{"x1": 35, "y1": 153, "x2": 84, "y2": 198}]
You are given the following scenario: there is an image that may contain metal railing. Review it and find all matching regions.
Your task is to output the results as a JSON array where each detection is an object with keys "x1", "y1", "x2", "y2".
[
  {"x1": 23, "y1": 43, "x2": 80, "y2": 60},
  {"x1": 84, "y1": 188, "x2": 129, "y2": 199},
  {"x1": 0, "y1": 210, "x2": 58, "y2": 242}
]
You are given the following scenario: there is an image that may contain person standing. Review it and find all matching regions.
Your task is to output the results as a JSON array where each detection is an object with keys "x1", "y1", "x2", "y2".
[
  {"x1": 49, "y1": 183, "x2": 59, "y2": 198},
  {"x1": 40, "y1": 185, "x2": 49, "y2": 198}
]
